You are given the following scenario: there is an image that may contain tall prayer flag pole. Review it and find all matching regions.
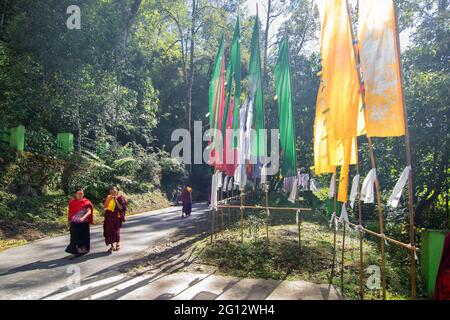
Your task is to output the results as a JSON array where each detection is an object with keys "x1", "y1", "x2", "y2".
[
  {"x1": 355, "y1": 0, "x2": 418, "y2": 299},
  {"x1": 345, "y1": 0, "x2": 387, "y2": 300},
  {"x1": 393, "y1": 1, "x2": 418, "y2": 300}
]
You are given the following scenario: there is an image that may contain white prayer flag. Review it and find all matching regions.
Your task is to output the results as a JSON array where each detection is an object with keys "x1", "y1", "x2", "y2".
[
  {"x1": 288, "y1": 177, "x2": 299, "y2": 203},
  {"x1": 328, "y1": 173, "x2": 336, "y2": 199},
  {"x1": 349, "y1": 174, "x2": 360, "y2": 209},
  {"x1": 261, "y1": 161, "x2": 267, "y2": 185},
  {"x1": 361, "y1": 169, "x2": 377, "y2": 204},
  {"x1": 244, "y1": 99, "x2": 254, "y2": 161},
  {"x1": 310, "y1": 178, "x2": 319, "y2": 192},
  {"x1": 228, "y1": 177, "x2": 234, "y2": 192},
  {"x1": 210, "y1": 172, "x2": 218, "y2": 209},
  {"x1": 329, "y1": 212, "x2": 338, "y2": 230},
  {"x1": 388, "y1": 166, "x2": 411, "y2": 208},
  {"x1": 223, "y1": 176, "x2": 229, "y2": 192},
  {"x1": 217, "y1": 171, "x2": 223, "y2": 189},
  {"x1": 234, "y1": 165, "x2": 240, "y2": 186},
  {"x1": 340, "y1": 203, "x2": 349, "y2": 223}
]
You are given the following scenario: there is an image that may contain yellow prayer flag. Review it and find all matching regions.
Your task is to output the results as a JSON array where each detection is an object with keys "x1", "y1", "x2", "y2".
[
  {"x1": 358, "y1": 0, "x2": 405, "y2": 137},
  {"x1": 314, "y1": 82, "x2": 336, "y2": 175},
  {"x1": 338, "y1": 164, "x2": 350, "y2": 203},
  {"x1": 315, "y1": 0, "x2": 360, "y2": 174},
  {"x1": 316, "y1": 0, "x2": 361, "y2": 142},
  {"x1": 327, "y1": 131, "x2": 357, "y2": 167}
]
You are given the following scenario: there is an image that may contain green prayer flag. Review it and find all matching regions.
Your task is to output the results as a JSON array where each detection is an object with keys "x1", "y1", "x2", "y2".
[
  {"x1": 275, "y1": 39, "x2": 297, "y2": 177},
  {"x1": 231, "y1": 17, "x2": 241, "y2": 133},
  {"x1": 222, "y1": 58, "x2": 233, "y2": 135},
  {"x1": 209, "y1": 37, "x2": 225, "y2": 131},
  {"x1": 248, "y1": 14, "x2": 265, "y2": 157},
  {"x1": 221, "y1": 18, "x2": 241, "y2": 149}
]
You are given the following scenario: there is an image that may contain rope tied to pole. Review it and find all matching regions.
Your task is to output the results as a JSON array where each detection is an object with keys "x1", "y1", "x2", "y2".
[
  {"x1": 329, "y1": 212, "x2": 339, "y2": 230},
  {"x1": 380, "y1": 233, "x2": 389, "y2": 246},
  {"x1": 407, "y1": 243, "x2": 419, "y2": 262},
  {"x1": 296, "y1": 209, "x2": 301, "y2": 225}
]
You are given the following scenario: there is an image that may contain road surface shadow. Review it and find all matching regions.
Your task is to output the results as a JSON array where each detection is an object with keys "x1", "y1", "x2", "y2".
[
  {"x1": 0, "y1": 251, "x2": 111, "y2": 276},
  {"x1": 40, "y1": 205, "x2": 212, "y2": 300}
]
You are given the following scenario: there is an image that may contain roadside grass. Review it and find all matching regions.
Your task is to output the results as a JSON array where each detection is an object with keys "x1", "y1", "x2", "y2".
[
  {"x1": 188, "y1": 206, "x2": 413, "y2": 300},
  {"x1": 0, "y1": 190, "x2": 171, "y2": 251}
]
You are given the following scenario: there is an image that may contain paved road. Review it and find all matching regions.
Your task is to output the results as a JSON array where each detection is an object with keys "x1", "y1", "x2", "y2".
[
  {"x1": 0, "y1": 204, "x2": 210, "y2": 300},
  {"x1": 41, "y1": 271, "x2": 342, "y2": 300}
]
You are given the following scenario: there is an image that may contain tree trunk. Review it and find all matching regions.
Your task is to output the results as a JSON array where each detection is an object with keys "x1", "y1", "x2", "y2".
[
  {"x1": 121, "y1": 0, "x2": 142, "y2": 45},
  {"x1": 415, "y1": 186, "x2": 442, "y2": 222},
  {"x1": 447, "y1": 186, "x2": 449, "y2": 229},
  {"x1": 262, "y1": 0, "x2": 272, "y2": 91},
  {"x1": 185, "y1": 0, "x2": 197, "y2": 174},
  {"x1": 188, "y1": 0, "x2": 196, "y2": 136},
  {"x1": 113, "y1": 84, "x2": 119, "y2": 141},
  {"x1": 75, "y1": 78, "x2": 81, "y2": 154},
  {"x1": 446, "y1": 164, "x2": 449, "y2": 229},
  {"x1": 115, "y1": 0, "x2": 142, "y2": 79},
  {"x1": 0, "y1": 0, "x2": 9, "y2": 34}
]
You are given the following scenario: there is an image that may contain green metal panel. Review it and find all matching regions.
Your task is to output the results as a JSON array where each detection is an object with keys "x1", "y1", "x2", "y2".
[
  {"x1": 0, "y1": 127, "x2": 10, "y2": 146},
  {"x1": 420, "y1": 230, "x2": 449, "y2": 297},
  {"x1": 57, "y1": 133, "x2": 74, "y2": 156},
  {"x1": 326, "y1": 198, "x2": 341, "y2": 218},
  {"x1": 9, "y1": 125, "x2": 25, "y2": 152}
]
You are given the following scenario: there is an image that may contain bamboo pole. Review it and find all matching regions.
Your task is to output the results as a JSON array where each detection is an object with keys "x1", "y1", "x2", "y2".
[
  {"x1": 265, "y1": 187, "x2": 269, "y2": 241},
  {"x1": 220, "y1": 186, "x2": 224, "y2": 233},
  {"x1": 231, "y1": 184, "x2": 234, "y2": 226},
  {"x1": 211, "y1": 171, "x2": 215, "y2": 244},
  {"x1": 217, "y1": 205, "x2": 312, "y2": 212},
  {"x1": 298, "y1": 211, "x2": 302, "y2": 251},
  {"x1": 330, "y1": 176, "x2": 338, "y2": 284},
  {"x1": 341, "y1": 220, "x2": 347, "y2": 295},
  {"x1": 296, "y1": 182, "x2": 302, "y2": 251},
  {"x1": 346, "y1": 221, "x2": 420, "y2": 252},
  {"x1": 211, "y1": 208, "x2": 216, "y2": 244},
  {"x1": 345, "y1": 0, "x2": 386, "y2": 299},
  {"x1": 393, "y1": 2, "x2": 417, "y2": 300},
  {"x1": 368, "y1": 138, "x2": 387, "y2": 300},
  {"x1": 217, "y1": 195, "x2": 241, "y2": 204},
  {"x1": 240, "y1": 190, "x2": 244, "y2": 243},
  {"x1": 356, "y1": 165, "x2": 365, "y2": 300}
]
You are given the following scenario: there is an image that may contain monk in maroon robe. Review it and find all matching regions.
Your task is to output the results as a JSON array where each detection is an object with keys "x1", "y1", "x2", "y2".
[
  {"x1": 103, "y1": 187, "x2": 127, "y2": 253},
  {"x1": 179, "y1": 185, "x2": 193, "y2": 218}
]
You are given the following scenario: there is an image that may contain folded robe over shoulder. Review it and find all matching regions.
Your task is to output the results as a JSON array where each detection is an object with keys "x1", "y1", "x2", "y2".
[{"x1": 68, "y1": 198, "x2": 94, "y2": 225}]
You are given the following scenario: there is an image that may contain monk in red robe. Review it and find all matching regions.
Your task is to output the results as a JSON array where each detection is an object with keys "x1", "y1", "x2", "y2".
[{"x1": 65, "y1": 188, "x2": 94, "y2": 258}]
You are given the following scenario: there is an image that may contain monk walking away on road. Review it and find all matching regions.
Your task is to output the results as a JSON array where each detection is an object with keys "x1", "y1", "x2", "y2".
[
  {"x1": 179, "y1": 184, "x2": 193, "y2": 218},
  {"x1": 103, "y1": 186, "x2": 127, "y2": 253},
  {"x1": 65, "y1": 188, "x2": 94, "y2": 258}
]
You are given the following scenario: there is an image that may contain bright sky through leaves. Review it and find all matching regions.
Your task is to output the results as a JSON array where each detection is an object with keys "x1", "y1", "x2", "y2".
[{"x1": 245, "y1": 0, "x2": 411, "y2": 51}]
